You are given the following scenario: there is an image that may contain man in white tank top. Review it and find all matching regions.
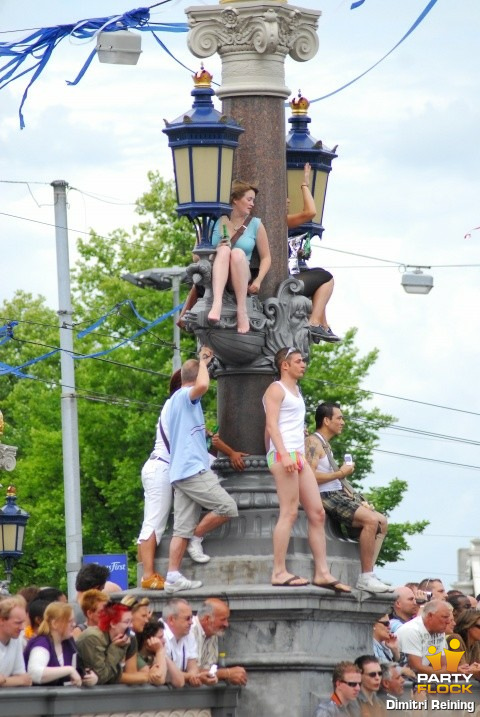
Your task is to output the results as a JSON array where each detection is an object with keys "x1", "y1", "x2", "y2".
[
  {"x1": 305, "y1": 402, "x2": 390, "y2": 594},
  {"x1": 263, "y1": 347, "x2": 351, "y2": 592}
]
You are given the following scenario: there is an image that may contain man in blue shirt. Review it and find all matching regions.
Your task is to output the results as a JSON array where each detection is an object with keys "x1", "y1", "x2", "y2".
[{"x1": 164, "y1": 347, "x2": 238, "y2": 593}]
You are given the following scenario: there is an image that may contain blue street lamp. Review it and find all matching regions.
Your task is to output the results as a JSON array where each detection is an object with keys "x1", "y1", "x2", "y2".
[
  {"x1": 286, "y1": 91, "x2": 337, "y2": 238},
  {"x1": 0, "y1": 485, "x2": 29, "y2": 586},
  {"x1": 163, "y1": 66, "x2": 243, "y2": 252}
]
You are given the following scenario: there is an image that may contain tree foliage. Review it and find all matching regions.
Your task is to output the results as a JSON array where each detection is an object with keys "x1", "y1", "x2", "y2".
[{"x1": 0, "y1": 172, "x2": 426, "y2": 589}]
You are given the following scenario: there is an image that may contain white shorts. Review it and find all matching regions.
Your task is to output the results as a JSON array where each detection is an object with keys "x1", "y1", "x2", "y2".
[{"x1": 137, "y1": 458, "x2": 173, "y2": 544}]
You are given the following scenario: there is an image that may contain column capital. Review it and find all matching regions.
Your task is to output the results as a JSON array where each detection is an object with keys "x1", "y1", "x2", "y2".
[{"x1": 187, "y1": 1, "x2": 320, "y2": 99}]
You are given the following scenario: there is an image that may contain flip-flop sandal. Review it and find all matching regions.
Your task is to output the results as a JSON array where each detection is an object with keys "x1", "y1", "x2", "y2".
[
  {"x1": 312, "y1": 580, "x2": 352, "y2": 594},
  {"x1": 272, "y1": 575, "x2": 310, "y2": 587}
]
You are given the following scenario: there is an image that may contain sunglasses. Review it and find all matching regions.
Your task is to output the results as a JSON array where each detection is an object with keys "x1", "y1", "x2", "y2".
[
  {"x1": 365, "y1": 671, "x2": 383, "y2": 678},
  {"x1": 284, "y1": 347, "x2": 297, "y2": 359},
  {"x1": 376, "y1": 620, "x2": 390, "y2": 627},
  {"x1": 341, "y1": 680, "x2": 362, "y2": 687}
]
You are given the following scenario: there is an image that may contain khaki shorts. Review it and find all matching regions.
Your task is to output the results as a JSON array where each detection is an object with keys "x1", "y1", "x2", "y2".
[{"x1": 172, "y1": 469, "x2": 238, "y2": 538}]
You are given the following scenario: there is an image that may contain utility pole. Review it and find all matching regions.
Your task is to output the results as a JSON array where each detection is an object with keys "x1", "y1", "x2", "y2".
[{"x1": 51, "y1": 180, "x2": 83, "y2": 600}]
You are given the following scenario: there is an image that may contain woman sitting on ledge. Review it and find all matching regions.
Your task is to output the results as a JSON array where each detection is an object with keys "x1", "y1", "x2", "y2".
[{"x1": 209, "y1": 180, "x2": 271, "y2": 334}]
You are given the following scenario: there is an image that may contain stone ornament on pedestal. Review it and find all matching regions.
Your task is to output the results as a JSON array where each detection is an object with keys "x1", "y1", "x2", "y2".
[{"x1": 186, "y1": 1, "x2": 320, "y2": 99}]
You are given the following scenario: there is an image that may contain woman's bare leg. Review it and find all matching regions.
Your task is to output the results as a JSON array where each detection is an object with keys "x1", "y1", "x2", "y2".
[
  {"x1": 309, "y1": 278, "x2": 334, "y2": 328},
  {"x1": 229, "y1": 248, "x2": 251, "y2": 333},
  {"x1": 208, "y1": 245, "x2": 231, "y2": 322}
]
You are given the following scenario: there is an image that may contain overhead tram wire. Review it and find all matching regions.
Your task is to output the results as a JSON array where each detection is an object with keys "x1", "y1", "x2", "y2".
[
  {"x1": 303, "y1": 375, "x2": 480, "y2": 418},
  {"x1": 0, "y1": 315, "x2": 177, "y2": 351},
  {"x1": 373, "y1": 448, "x2": 480, "y2": 471},
  {"x1": 350, "y1": 416, "x2": 480, "y2": 447}
]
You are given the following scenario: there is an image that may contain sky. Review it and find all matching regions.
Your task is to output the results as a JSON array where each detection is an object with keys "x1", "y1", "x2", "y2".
[{"x1": 1, "y1": 0, "x2": 480, "y2": 591}]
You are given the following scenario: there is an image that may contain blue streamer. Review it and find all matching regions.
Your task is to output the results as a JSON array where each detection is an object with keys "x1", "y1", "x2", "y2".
[
  {"x1": 1, "y1": 300, "x2": 184, "y2": 375},
  {"x1": 0, "y1": 5, "x2": 188, "y2": 128},
  {"x1": 74, "y1": 302, "x2": 183, "y2": 360},
  {"x1": 308, "y1": 0, "x2": 439, "y2": 104},
  {"x1": 351, "y1": 0, "x2": 366, "y2": 8}
]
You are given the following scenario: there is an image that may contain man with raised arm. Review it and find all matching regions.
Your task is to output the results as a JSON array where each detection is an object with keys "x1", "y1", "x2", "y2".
[
  {"x1": 164, "y1": 347, "x2": 238, "y2": 593},
  {"x1": 263, "y1": 347, "x2": 350, "y2": 592}
]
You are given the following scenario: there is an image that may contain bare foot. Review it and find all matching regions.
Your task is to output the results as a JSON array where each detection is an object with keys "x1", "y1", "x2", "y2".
[
  {"x1": 237, "y1": 312, "x2": 250, "y2": 334},
  {"x1": 208, "y1": 306, "x2": 221, "y2": 324}
]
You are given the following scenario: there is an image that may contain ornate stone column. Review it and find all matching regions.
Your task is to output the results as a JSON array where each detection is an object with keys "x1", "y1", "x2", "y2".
[{"x1": 186, "y1": 0, "x2": 321, "y2": 455}]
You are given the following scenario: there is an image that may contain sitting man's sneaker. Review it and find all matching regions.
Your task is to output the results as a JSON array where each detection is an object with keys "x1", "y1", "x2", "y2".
[
  {"x1": 309, "y1": 325, "x2": 341, "y2": 343},
  {"x1": 187, "y1": 537, "x2": 211, "y2": 563},
  {"x1": 164, "y1": 575, "x2": 203, "y2": 594},
  {"x1": 356, "y1": 573, "x2": 392, "y2": 593},
  {"x1": 141, "y1": 573, "x2": 165, "y2": 590}
]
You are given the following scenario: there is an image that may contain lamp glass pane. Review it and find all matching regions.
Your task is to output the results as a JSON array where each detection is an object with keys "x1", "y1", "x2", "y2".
[
  {"x1": 286, "y1": 168, "x2": 307, "y2": 216},
  {"x1": 192, "y1": 147, "x2": 219, "y2": 202},
  {"x1": 1, "y1": 524, "x2": 17, "y2": 552},
  {"x1": 312, "y1": 172, "x2": 328, "y2": 224},
  {"x1": 173, "y1": 147, "x2": 192, "y2": 204},
  {"x1": 219, "y1": 148, "x2": 234, "y2": 204},
  {"x1": 16, "y1": 525, "x2": 25, "y2": 552}
]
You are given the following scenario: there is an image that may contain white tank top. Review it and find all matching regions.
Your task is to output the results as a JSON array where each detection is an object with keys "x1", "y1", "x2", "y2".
[
  {"x1": 268, "y1": 381, "x2": 305, "y2": 453},
  {"x1": 314, "y1": 433, "x2": 342, "y2": 492}
]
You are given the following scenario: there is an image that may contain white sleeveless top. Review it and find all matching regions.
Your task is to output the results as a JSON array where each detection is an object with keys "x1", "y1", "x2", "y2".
[
  {"x1": 268, "y1": 380, "x2": 305, "y2": 453},
  {"x1": 314, "y1": 432, "x2": 342, "y2": 492}
]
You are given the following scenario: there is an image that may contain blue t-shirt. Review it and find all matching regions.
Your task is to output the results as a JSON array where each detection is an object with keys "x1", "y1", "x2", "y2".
[
  {"x1": 167, "y1": 386, "x2": 210, "y2": 483},
  {"x1": 211, "y1": 216, "x2": 260, "y2": 262}
]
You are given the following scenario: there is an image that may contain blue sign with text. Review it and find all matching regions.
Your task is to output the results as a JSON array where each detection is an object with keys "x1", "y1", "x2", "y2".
[{"x1": 83, "y1": 553, "x2": 128, "y2": 590}]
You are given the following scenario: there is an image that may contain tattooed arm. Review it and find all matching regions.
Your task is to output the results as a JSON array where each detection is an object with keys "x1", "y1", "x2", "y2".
[{"x1": 304, "y1": 434, "x2": 347, "y2": 485}]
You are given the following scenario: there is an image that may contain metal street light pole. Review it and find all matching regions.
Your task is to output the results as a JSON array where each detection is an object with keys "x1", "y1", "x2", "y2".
[
  {"x1": 121, "y1": 266, "x2": 186, "y2": 372},
  {"x1": 51, "y1": 180, "x2": 83, "y2": 601}
]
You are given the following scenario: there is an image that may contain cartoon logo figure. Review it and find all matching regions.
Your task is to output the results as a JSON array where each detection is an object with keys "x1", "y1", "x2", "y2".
[{"x1": 424, "y1": 639, "x2": 464, "y2": 672}]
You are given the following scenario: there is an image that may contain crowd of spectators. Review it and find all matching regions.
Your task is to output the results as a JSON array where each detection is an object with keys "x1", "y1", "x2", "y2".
[
  {"x1": 0, "y1": 566, "x2": 245, "y2": 694},
  {"x1": 314, "y1": 578, "x2": 480, "y2": 716}
]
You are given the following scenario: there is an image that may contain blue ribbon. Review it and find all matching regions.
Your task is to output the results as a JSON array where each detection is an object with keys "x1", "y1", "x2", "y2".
[
  {"x1": 0, "y1": 5, "x2": 188, "y2": 128},
  {"x1": 350, "y1": 0, "x2": 366, "y2": 8},
  {"x1": 0, "y1": 301, "x2": 183, "y2": 375},
  {"x1": 308, "y1": 0, "x2": 439, "y2": 103}
]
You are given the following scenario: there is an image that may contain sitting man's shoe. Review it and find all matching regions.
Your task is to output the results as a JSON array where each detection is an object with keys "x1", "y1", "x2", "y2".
[
  {"x1": 326, "y1": 327, "x2": 341, "y2": 342},
  {"x1": 187, "y1": 537, "x2": 211, "y2": 563},
  {"x1": 356, "y1": 574, "x2": 392, "y2": 593},
  {"x1": 164, "y1": 575, "x2": 203, "y2": 594},
  {"x1": 141, "y1": 573, "x2": 165, "y2": 590},
  {"x1": 309, "y1": 325, "x2": 340, "y2": 343}
]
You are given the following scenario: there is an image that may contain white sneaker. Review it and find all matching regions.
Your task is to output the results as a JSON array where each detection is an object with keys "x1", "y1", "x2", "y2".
[
  {"x1": 356, "y1": 574, "x2": 392, "y2": 593},
  {"x1": 187, "y1": 537, "x2": 211, "y2": 563},
  {"x1": 164, "y1": 575, "x2": 203, "y2": 594}
]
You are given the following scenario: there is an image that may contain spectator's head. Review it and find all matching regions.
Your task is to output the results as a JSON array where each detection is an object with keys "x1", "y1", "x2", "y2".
[
  {"x1": 354, "y1": 655, "x2": 382, "y2": 695},
  {"x1": 453, "y1": 609, "x2": 480, "y2": 647},
  {"x1": 28, "y1": 598, "x2": 49, "y2": 634},
  {"x1": 230, "y1": 180, "x2": 258, "y2": 206},
  {"x1": 331, "y1": 661, "x2": 362, "y2": 705},
  {"x1": 181, "y1": 359, "x2": 200, "y2": 385},
  {"x1": 137, "y1": 617, "x2": 166, "y2": 654},
  {"x1": 75, "y1": 564, "x2": 110, "y2": 593},
  {"x1": 79, "y1": 589, "x2": 109, "y2": 627},
  {"x1": 97, "y1": 600, "x2": 132, "y2": 638},
  {"x1": 274, "y1": 347, "x2": 302, "y2": 376},
  {"x1": 314, "y1": 402, "x2": 345, "y2": 438},
  {"x1": 422, "y1": 599, "x2": 452, "y2": 635},
  {"x1": 18, "y1": 585, "x2": 40, "y2": 606},
  {"x1": 381, "y1": 663, "x2": 405, "y2": 697},
  {"x1": 197, "y1": 598, "x2": 230, "y2": 638},
  {"x1": 372, "y1": 613, "x2": 391, "y2": 644},
  {"x1": 467, "y1": 595, "x2": 477, "y2": 608},
  {"x1": 37, "y1": 587, "x2": 67, "y2": 604},
  {"x1": 418, "y1": 578, "x2": 446, "y2": 601},
  {"x1": 405, "y1": 582, "x2": 419, "y2": 595},
  {"x1": 121, "y1": 595, "x2": 151, "y2": 634},
  {"x1": 169, "y1": 369, "x2": 182, "y2": 396},
  {"x1": 163, "y1": 598, "x2": 193, "y2": 640},
  {"x1": 38, "y1": 601, "x2": 75, "y2": 640},
  {"x1": 0, "y1": 595, "x2": 27, "y2": 642},
  {"x1": 447, "y1": 593, "x2": 471, "y2": 621},
  {"x1": 392, "y1": 586, "x2": 417, "y2": 620}
]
